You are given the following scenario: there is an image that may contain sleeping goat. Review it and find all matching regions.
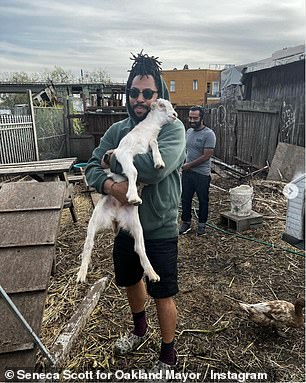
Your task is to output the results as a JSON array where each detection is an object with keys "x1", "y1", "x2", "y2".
[{"x1": 77, "y1": 98, "x2": 177, "y2": 283}]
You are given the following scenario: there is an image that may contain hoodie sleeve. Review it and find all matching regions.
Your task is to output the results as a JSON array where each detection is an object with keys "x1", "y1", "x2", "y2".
[
  {"x1": 85, "y1": 129, "x2": 115, "y2": 194},
  {"x1": 85, "y1": 118, "x2": 132, "y2": 193}
]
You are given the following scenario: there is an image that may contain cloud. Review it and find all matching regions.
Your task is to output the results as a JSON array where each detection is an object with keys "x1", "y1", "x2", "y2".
[{"x1": 0, "y1": 0, "x2": 304, "y2": 81}]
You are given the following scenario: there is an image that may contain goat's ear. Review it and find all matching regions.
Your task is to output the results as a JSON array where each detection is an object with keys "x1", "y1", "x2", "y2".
[{"x1": 151, "y1": 101, "x2": 157, "y2": 109}]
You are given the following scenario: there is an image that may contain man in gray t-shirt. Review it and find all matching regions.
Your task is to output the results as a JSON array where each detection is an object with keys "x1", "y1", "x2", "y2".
[{"x1": 179, "y1": 106, "x2": 216, "y2": 236}]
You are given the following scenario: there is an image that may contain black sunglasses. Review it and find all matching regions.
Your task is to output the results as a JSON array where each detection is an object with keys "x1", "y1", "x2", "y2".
[{"x1": 128, "y1": 87, "x2": 158, "y2": 100}]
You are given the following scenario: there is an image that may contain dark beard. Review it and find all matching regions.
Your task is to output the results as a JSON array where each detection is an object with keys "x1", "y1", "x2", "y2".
[
  {"x1": 132, "y1": 104, "x2": 150, "y2": 122},
  {"x1": 190, "y1": 121, "x2": 202, "y2": 130}
]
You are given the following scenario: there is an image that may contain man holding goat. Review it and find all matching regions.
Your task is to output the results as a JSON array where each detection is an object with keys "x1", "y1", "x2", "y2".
[{"x1": 85, "y1": 52, "x2": 186, "y2": 373}]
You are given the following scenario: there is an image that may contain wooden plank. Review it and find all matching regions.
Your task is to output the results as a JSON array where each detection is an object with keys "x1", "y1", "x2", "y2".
[
  {"x1": 0, "y1": 182, "x2": 66, "y2": 212},
  {"x1": 0, "y1": 167, "x2": 71, "y2": 176},
  {"x1": 212, "y1": 103, "x2": 237, "y2": 164},
  {"x1": 0, "y1": 349, "x2": 36, "y2": 378},
  {"x1": 0, "y1": 178, "x2": 66, "y2": 372},
  {"x1": 51, "y1": 277, "x2": 108, "y2": 367},
  {"x1": 2, "y1": 162, "x2": 75, "y2": 170},
  {"x1": 0, "y1": 342, "x2": 34, "y2": 354},
  {"x1": 28, "y1": 89, "x2": 40, "y2": 161},
  {"x1": 236, "y1": 111, "x2": 279, "y2": 168},
  {"x1": 0, "y1": 246, "x2": 54, "y2": 293},
  {"x1": 0, "y1": 158, "x2": 77, "y2": 176},
  {"x1": 67, "y1": 174, "x2": 84, "y2": 182},
  {"x1": 0, "y1": 210, "x2": 62, "y2": 247},
  {"x1": 220, "y1": 211, "x2": 263, "y2": 232},
  {"x1": 267, "y1": 142, "x2": 305, "y2": 181},
  {"x1": 0, "y1": 157, "x2": 77, "y2": 167},
  {"x1": 0, "y1": 163, "x2": 75, "y2": 174},
  {"x1": 0, "y1": 291, "x2": 47, "y2": 352},
  {"x1": 236, "y1": 100, "x2": 279, "y2": 114}
]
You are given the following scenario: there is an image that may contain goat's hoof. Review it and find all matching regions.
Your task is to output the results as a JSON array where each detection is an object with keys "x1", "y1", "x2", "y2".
[
  {"x1": 146, "y1": 271, "x2": 160, "y2": 282},
  {"x1": 132, "y1": 200, "x2": 142, "y2": 206},
  {"x1": 76, "y1": 268, "x2": 87, "y2": 283},
  {"x1": 128, "y1": 197, "x2": 142, "y2": 205},
  {"x1": 154, "y1": 161, "x2": 165, "y2": 169}
]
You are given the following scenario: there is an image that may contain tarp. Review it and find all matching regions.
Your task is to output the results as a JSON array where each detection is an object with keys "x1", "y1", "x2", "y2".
[{"x1": 221, "y1": 67, "x2": 242, "y2": 90}]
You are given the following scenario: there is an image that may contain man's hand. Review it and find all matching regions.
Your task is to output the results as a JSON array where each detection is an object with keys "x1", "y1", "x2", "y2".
[
  {"x1": 182, "y1": 149, "x2": 214, "y2": 171},
  {"x1": 182, "y1": 163, "x2": 192, "y2": 171},
  {"x1": 103, "y1": 178, "x2": 130, "y2": 205}
]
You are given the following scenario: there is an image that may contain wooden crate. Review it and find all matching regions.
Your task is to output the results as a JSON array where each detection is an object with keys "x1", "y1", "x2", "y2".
[{"x1": 220, "y1": 210, "x2": 263, "y2": 232}]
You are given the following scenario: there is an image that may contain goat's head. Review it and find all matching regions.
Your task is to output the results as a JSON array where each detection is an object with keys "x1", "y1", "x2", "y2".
[{"x1": 151, "y1": 98, "x2": 177, "y2": 123}]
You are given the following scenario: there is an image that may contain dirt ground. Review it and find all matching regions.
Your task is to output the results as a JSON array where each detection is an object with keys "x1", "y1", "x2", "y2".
[{"x1": 39, "y1": 174, "x2": 305, "y2": 383}]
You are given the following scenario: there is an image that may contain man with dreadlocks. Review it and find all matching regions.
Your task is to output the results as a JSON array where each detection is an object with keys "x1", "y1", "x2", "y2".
[{"x1": 85, "y1": 52, "x2": 185, "y2": 373}]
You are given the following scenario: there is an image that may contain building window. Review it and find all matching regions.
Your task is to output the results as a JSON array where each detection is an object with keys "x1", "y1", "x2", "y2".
[
  {"x1": 207, "y1": 82, "x2": 211, "y2": 95},
  {"x1": 170, "y1": 80, "x2": 175, "y2": 92},
  {"x1": 212, "y1": 81, "x2": 220, "y2": 96},
  {"x1": 193, "y1": 80, "x2": 198, "y2": 91}
]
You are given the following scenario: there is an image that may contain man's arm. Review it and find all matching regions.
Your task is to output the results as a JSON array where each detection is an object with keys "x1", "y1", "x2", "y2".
[{"x1": 182, "y1": 148, "x2": 214, "y2": 171}]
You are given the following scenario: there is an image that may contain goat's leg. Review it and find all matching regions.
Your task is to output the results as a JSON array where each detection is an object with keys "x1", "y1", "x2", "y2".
[
  {"x1": 150, "y1": 138, "x2": 165, "y2": 169},
  {"x1": 77, "y1": 199, "x2": 109, "y2": 282},
  {"x1": 118, "y1": 155, "x2": 142, "y2": 205},
  {"x1": 128, "y1": 211, "x2": 160, "y2": 282}
]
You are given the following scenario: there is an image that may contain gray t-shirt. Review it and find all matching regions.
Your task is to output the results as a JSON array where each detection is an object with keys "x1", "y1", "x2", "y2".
[{"x1": 185, "y1": 126, "x2": 216, "y2": 176}]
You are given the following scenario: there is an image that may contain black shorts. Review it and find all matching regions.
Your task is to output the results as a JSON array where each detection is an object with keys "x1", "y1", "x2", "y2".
[{"x1": 112, "y1": 230, "x2": 179, "y2": 299}]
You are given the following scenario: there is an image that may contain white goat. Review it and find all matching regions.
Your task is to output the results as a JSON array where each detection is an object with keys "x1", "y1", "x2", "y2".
[{"x1": 77, "y1": 98, "x2": 177, "y2": 283}]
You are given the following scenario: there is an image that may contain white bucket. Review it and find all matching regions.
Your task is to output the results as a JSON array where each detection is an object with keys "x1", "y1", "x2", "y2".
[{"x1": 229, "y1": 185, "x2": 253, "y2": 217}]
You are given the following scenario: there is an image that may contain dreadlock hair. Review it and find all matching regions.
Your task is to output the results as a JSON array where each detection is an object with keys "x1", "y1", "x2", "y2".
[{"x1": 127, "y1": 50, "x2": 163, "y2": 93}]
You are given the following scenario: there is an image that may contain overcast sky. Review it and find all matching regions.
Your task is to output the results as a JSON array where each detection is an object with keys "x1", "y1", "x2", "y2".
[{"x1": 0, "y1": 0, "x2": 304, "y2": 82}]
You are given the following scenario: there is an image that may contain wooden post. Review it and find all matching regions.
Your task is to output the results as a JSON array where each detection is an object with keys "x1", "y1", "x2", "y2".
[
  {"x1": 50, "y1": 277, "x2": 108, "y2": 367},
  {"x1": 63, "y1": 98, "x2": 71, "y2": 157},
  {"x1": 27, "y1": 89, "x2": 40, "y2": 161}
]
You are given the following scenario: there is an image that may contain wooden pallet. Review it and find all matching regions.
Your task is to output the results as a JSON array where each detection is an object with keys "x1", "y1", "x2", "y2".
[{"x1": 220, "y1": 210, "x2": 263, "y2": 232}]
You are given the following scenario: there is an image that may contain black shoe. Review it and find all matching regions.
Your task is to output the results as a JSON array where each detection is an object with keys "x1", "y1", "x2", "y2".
[
  {"x1": 179, "y1": 222, "x2": 191, "y2": 234},
  {"x1": 196, "y1": 225, "x2": 206, "y2": 236}
]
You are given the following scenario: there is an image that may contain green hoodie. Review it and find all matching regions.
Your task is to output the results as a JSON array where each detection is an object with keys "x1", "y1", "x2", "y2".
[{"x1": 85, "y1": 78, "x2": 186, "y2": 240}]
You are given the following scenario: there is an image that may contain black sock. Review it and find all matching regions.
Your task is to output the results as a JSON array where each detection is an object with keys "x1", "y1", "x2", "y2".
[
  {"x1": 159, "y1": 339, "x2": 177, "y2": 366},
  {"x1": 132, "y1": 310, "x2": 148, "y2": 337}
]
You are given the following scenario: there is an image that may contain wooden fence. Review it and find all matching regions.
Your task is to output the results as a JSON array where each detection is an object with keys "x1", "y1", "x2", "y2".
[
  {"x1": 79, "y1": 102, "x2": 305, "y2": 170},
  {"x1": 204, "y1": 97, "x2": 305, "y2": 168},
  {"x1": 2, "y1": 97, "x2": 301, "y2": 168},
  {"x1": 78, "y1": 106, "x2": 191, "y2": 148},
  {"x1": 83, "y1": 110, "x2": 127, "y2": 147}
]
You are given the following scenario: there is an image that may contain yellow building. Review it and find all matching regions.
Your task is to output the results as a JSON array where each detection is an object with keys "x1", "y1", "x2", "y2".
[{"x1": 161, "y1": 67, "x2": 221, "y2": 106}]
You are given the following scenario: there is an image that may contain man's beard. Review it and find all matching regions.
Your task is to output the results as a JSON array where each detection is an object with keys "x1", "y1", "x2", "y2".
[
  {"x1": 190, "y1": 121, "x2": 202, "y2": 130},
  {"x1": 132, "y1": 103, "x2": 150, "y2": 122}
]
